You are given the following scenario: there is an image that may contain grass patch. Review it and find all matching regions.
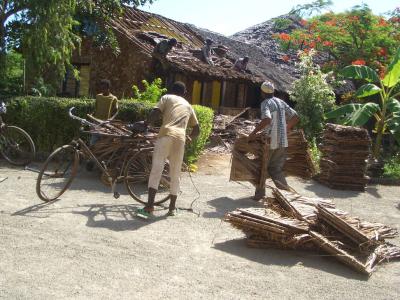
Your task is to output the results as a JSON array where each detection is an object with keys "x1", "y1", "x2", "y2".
[{"x1": 383, "y1": 154, "x2": 400, "y2": 179}]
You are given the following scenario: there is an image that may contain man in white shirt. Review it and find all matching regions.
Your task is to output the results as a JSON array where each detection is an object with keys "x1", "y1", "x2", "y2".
[
  {"x1": 140, "y1": 82, "x2": 200, "y2": 216},
  {"x1": 248, "y1": 81, "x2": 299, "y2": 199}
]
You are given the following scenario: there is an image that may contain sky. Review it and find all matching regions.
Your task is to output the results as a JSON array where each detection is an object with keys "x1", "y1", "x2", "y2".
[{"x1": 142, "y1": 0, "x2": 399, "y2": 36}]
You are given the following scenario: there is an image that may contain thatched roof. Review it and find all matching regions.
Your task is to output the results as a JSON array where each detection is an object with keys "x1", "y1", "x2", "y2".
[
  {"x1": 189, "y1": 25, "x2": 296, "y2": 93},
  {"x1": 110, "y1": 8, "x2": 266, "y2": 83}
]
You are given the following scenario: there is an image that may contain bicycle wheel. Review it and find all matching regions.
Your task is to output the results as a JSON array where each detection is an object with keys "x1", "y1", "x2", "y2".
[
  {"x1": 36, "y1": 145, "x2": 79, "y2": 202},
  {"x1": 124, "y1": 149, "x2": 170, "y2": 205},
  {"x1": 0, "y1": 126, "x2": 36, "y2": 166}
]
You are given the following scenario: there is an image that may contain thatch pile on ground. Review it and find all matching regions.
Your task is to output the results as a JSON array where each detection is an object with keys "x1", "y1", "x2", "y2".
[
  {"x1": 225, "y1": 188, "x2": 400, "y2": 275},
  {"x1": 285, "y1": 130, "x2": 316, "y2": 179},
  {"x1": 316, "y1": 124, "x2": 371, "y2": 191}
]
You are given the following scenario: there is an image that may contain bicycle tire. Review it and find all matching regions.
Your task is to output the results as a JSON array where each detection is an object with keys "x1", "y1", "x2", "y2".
[
  {"x1": 124, "y1": 149, "x2": 170, "y2": 205},
  {"x1": 36, "y1": 145, "x2": 79, "y2": 202},
  {"x1": 0, "y1": 125, "x2": 36, "y2": 166}
]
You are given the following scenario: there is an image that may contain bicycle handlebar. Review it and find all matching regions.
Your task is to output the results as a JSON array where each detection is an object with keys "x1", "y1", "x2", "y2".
[{"x1": 69, "y1": 107, "x2": 98, "y2": 128}]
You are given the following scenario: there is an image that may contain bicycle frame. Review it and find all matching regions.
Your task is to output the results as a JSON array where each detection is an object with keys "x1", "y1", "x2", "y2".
[{"x1": 73, "y1": 137, "x2": 154, "y2": 198}]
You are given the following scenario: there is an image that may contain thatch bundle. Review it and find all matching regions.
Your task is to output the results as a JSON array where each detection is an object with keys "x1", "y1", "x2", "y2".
[
  {"x1": 230, "y1": 130, "x2": 315, "y2": 188},
  {"x1": 317, "y1": 123, "x2": 371, "y2": 191},
  {"x1": 285, "y1": 130, "x2": 316, "y2": 179},
  {"x1": 225, "y1": 188, "x2": 400, "y2": 275}
]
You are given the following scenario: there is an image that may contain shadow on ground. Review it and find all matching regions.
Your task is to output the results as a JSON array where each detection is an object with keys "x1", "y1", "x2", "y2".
[
  {"x1": 213, "y1": 238, "x2": 369, "y2": 280},
  {"x1": 303, "y1": 180, "x2": 382, "y2": 199},
  {"x1": 203, "y1": 196, "x2": 262, "y2": 219},
  {"x1": 72, "y1": 204, "x2": 168, "y2": 231}
]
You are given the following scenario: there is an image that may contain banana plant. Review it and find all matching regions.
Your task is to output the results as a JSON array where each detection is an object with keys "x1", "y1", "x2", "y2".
[{"x1": 325, "y1": 47, "x2": 400, "y2": 159}]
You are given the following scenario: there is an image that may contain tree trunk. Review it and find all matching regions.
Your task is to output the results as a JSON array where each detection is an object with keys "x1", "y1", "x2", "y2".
[{"x1": 0, "y1": 21, "x2": 6, "y2": 83}]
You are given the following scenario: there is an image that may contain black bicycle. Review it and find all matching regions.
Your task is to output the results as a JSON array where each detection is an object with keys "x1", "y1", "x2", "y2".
[{"x1": 0, "y1": 102, "x2": 36, "y2": 166}]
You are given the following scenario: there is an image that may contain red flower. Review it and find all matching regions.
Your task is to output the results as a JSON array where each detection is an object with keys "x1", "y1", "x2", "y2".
[
  {"x1": 323, "y1": 41, "x2": 333, "y2": 47},
  {"x1": 278, "y1": 33, "x2": 291, "y2": 41},
  {"x1": 300, "y1": 19, "x2": 308, "y2": 26},
  {"x1": 378, "y1": 18, "x2": 388, "y2": 26},
  {"x1": 377, "y1": 47, "x2": 387, "y2": 56},
  {"x1": 309, "y1": 41, "x2": 316, "y2": 48},
  {"x1": 282, "y1": 55, "x2": 290, "y2": 62},
  {"x1": 325, "y1": 20, "x2": 336, "y2": 26},
  {"x1": 352, "y1": 59, "x2": 366, "y2": 66}
]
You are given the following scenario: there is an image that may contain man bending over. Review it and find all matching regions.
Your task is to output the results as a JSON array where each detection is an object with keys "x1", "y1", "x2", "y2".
[{"x1": 140, "y1": 81, "x2": 200, "y2": 217}]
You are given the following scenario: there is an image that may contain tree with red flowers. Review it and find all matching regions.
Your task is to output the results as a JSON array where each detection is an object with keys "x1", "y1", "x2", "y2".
[{"x1": 275, "y1": 5, "x2": 400, "y2": 75}]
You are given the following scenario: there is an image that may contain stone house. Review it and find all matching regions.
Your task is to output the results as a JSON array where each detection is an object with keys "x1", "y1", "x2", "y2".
[{"x1": 63, "y1": 8, "x2": 292, "y2": 111}]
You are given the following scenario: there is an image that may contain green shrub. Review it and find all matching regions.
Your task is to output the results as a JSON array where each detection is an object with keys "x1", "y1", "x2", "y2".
[
  {"x1": 4, "y1": 96, "x2": 213, "y2": 163},
  {"x1": 131, "y1": 78, "x2": 167, "y2": 104},
  {"x1": 185, "y1": 105, "x2": 214, "y2": 164},
  {"x1": 4, "y1": 96, "x2": 153, "y2": 152},
  {"x1": 290, "y1": 49, "x2": 336, "y2": 141},
  {"x1": 383, "y1": 155, "x2": 400, "y2": 179}
]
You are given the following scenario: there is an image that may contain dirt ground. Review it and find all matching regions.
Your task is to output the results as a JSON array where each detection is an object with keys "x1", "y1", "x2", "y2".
[{"x1": 0, "y1": 153, "x2": 399, "y2": 299}]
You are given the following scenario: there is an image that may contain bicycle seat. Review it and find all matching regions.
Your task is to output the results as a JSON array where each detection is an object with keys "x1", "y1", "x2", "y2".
[{"x1": 0, "y1": 102, "x2": 6, "y2": 114}]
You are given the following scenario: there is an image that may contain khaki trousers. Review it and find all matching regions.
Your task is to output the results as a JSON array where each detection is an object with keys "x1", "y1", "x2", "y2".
[
  {"x1": 148, "y1": 136, "x2": 185, "y2": 196},
  {"x1": 267, "y1": 147, "x2": 288, "y2": 189}
]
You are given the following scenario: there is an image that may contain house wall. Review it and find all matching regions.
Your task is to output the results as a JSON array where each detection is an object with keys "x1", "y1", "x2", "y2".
[{"x1": 71, "y1": 35, "x2": 154, "y2": 98}]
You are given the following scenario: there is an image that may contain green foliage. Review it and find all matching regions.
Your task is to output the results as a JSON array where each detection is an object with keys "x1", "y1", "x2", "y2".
[
  {"x1": 289, "y1": 50, "x2": 336, "y2": 140},
  {"x1": 383, "y1": 154, "x2": 400, "y2": 179},
  {"x1": 273, "y1": 18, "x2": 293, "y2": 31},
  {"x1": 4, "y1": 96, "x2": 213, "y2": 164},
  {"x1": 0, "y1": 51, "x2": 24, "y2": 95},
  {"x1": 290, "y1": 0, "x2": 333, "y2": 17},
  {"x1": 185, "y1": 105, "x2": 214, "y2": 164},
  {"x1": 326, "y1": 47, "x2": 400, "y2": 158},
  {"x1": 0, "y1": 1, "x2": 155, "y2": 92},
  {"x1": 131, "y1": 79, "x2": 167, "y2": 104},
  {"x1": 310, "y1": 139, "x2": 321, "y2": 173}
]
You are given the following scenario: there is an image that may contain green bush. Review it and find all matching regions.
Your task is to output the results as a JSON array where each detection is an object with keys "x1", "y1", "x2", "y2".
[
  {"x1": 4, "y1": 96, "x2": 213, "y2": 163},
  {"x1": 185, "y1": 105, "x2": 214, "y2": 164},
  {"x1": 131, "y1": 78, "x2": 167, "y2": 104},
  {"x1": 383, "y1": 154, "x2": 400, "y2": 180},
  {"x1": 290, "y1": 49, "x2": 336, "y2": 141}
]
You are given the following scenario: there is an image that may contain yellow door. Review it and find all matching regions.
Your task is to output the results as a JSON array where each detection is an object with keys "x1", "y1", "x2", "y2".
[
  {"x1": 79, "y1": 65, "x2": 90, "y2": 97},
  {"x1": 211, "y1": 81, "x2": 221, "y2": 110},
  {"x1": 192, "y1": 80, "x2": 201, "y2": 105}
]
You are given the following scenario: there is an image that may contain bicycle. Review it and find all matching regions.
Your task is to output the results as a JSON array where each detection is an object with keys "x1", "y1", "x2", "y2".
[
  {"x1": 36, "y1": 107, "x2": 170, "y2": 205},
  {"x1": 0, "y1": 101, "x2": 36, "y2": 166}
]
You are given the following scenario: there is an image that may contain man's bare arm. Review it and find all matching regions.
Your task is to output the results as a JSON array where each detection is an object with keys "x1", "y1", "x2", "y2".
[
  {"x1": 109, "y1": 102, "x2": 119, "y2": 120},
  {"x1": 248, "y1": 118, "x2": 271, "y2": 139},
  {"x1": 287, "y1": 115, "x2": 299, "y2": 132},
  {"x1": 188, "y1": 124, "x2": 200, "y2": 142}
]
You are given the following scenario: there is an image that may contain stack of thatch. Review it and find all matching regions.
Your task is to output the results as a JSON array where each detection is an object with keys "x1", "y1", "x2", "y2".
[
  {"x1": 317, "y1": 123, "x2": 371, "y2": 191},
  {"x1": 285, "y1": 130, "x2": 316, "y2": 179},
  {"x1": 225, "y1": 188, "x2": 400, "y2": 275},
  {"x1": 230, "y1": 130, "x2": 315, "y2": 187}
]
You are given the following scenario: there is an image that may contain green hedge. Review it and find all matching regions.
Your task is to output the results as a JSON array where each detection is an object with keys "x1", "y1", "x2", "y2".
[{"x1": 4, "y1": 96, "x2": 213, "y2": 162}]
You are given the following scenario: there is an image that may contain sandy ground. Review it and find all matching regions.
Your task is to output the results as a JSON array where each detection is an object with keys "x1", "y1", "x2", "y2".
[{"x1": 0, "y1": 153, "x2": 399, "y2": 300}]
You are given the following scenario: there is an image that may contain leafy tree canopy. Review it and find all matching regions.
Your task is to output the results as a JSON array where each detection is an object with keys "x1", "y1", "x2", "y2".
[{"x1": 0, "y1": 0, "x2": 154, "y2": 92}]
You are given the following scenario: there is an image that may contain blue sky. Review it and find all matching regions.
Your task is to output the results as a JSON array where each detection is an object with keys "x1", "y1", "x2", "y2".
[{"x1": 142, "y1": 0, "x2": 399, "y2": 35}]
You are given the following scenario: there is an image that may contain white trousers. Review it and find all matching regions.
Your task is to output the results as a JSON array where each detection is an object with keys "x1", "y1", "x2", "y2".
[{"x1": 148, "y1": 136, "x2": 185, "y2": 196}]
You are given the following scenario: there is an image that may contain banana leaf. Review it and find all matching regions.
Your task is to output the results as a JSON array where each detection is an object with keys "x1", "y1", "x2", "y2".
[
  {"x1": 383, "y1": 47, "x2": 400, "y2": 88},
  {"x1": 347, "y1": 103, "x2": 380, "y2": 126},
  {"x1": 387, "y1": 116, "x2": 400, "y2": 145},
  {"x1": 325, "y1": 104, "x2": 363, "y2": 120},
  {"x1": 387, "y1": 98, "x2": 400, "y2": 116},
  {"x1": 355, "y1": 84, "x2": 381, "y2": 98},
  {"x1": 340, "y1": 65, "x2": 380, "y2": 83}
]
